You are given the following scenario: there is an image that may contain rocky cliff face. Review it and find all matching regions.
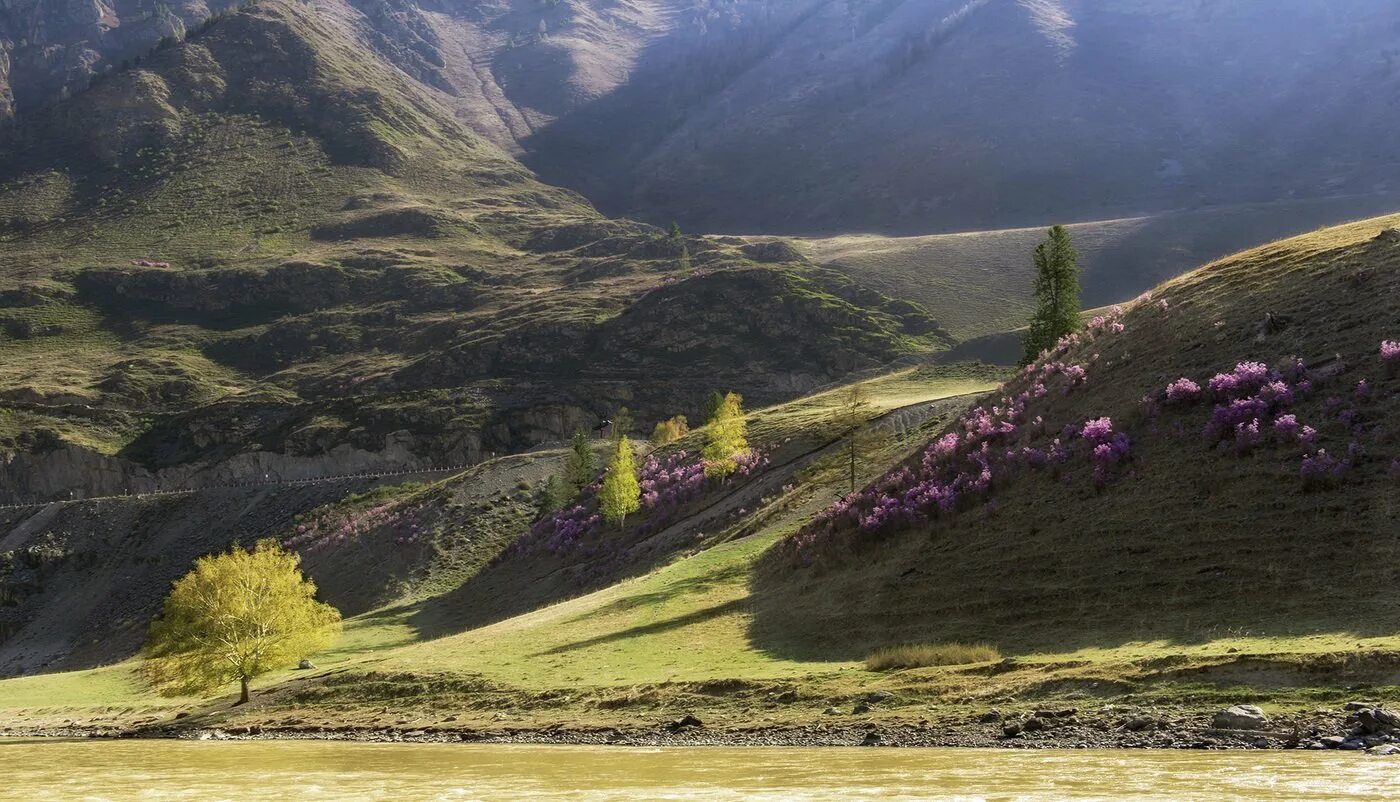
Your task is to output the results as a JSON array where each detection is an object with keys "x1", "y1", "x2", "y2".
[{"x1": 0, "y1": 0, "x2": 242, "y2": 121}]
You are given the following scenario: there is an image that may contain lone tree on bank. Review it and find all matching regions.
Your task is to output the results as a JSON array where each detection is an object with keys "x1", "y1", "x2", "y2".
[
  {"x1": 599, "y1": 436, "x2": 641, "y2": 525},
  {"x1": 703, "y1": 391, "x2": 749, "y2": 478},
  {"x1": 144, "y1": 540, "x2": 341, "y2": 705},
  {"x1": 1021, "y1": 225, "x2": 1082, "y2": 364},
  {"x1": 838, "y1": 383, "x2": 877, "y2": 494}
]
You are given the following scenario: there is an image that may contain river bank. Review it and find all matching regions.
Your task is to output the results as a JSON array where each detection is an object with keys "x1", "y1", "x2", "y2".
[{"x1": 5, "y1": 703, "x2": 1398, "y2": 753}]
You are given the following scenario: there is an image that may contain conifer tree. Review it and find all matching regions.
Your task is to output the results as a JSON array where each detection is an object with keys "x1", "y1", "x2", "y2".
[
  {"x1": 538, "y1": 474, "x2": 570, "y2": 516},
  {"x1": 838, "y1": 383, "x2": 876, "y2": 494},
  {"x1": 611, "y1": 406, "x2": 634, "y2": 441},
  {"x1": 599, "y1": 436, "x2": 641, "y2": 524},
  {"x1": 1021, "y1": 225, "x2": 1082, "y2": 364},
  {"x1": 703, "y1": 390, "x2": 726, "y2": 422},
  {"x1": 565, "y1": 428, "x2": 594, "y2": 492},
  {"x1": 703, "y1": 392, "x2": 749, "y2": 478}
]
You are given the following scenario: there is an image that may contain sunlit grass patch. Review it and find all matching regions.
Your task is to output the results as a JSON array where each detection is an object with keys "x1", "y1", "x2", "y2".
[{"x1": 865, "y1": 642, "x2": 1001, "y2": 671}]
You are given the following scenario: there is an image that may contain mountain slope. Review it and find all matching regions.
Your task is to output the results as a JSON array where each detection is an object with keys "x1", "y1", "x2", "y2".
[
  {"x1": 519, "y1": 0, "x2": 1400, "y2": 233},
  {"x1": 0, "y1": 0, "x2": 947, "y2": 503},
  {"x1": 8, "y1": 1, "x2": 1400, "y2": 239},
  {"x1": 1, "y1": 218, "x2": 1398, "y2": 739}
]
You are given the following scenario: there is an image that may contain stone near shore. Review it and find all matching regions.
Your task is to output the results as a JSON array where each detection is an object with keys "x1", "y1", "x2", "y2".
[
  {"x1": 1212, "y1": 705, "x2": 1269, "y2": 731},
  {"x1": 1370, "y1": 744, "x2": 1400, "y2": 756}
]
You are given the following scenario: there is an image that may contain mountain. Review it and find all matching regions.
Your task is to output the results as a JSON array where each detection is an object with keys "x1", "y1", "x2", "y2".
[
  {"x1": 0, "y1": 0, "x2": 945, "y2": 503},
  {"x1": 9, "y1": 1, "x2": 1400, "y2": 237}
]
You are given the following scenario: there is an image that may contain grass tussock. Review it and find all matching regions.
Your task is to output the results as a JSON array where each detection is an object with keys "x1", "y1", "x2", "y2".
[{"x1": 864, "y1": 642, "x2": 1001, "y2": 671}]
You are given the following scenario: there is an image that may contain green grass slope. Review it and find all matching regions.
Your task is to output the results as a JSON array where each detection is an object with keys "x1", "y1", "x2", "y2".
[
  {"x1": 0, "y1": 367, "x2": 999, "y2": 725},
  {"x1": 756, "y1": 214, "x2": 1400, "y2": 661}
]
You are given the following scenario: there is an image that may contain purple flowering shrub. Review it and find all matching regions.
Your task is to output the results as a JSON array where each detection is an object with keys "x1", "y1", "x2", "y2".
[
  {"x1": 284, "y1": 502, "x2": 422, "y2": 552},
  {"x1": 1164, "y1": 378, "x2": 1201, "y2": 404},
  {"x1": 1153, "y1": 353, "x2": 1400, "y2": 487},
  {"x1": 1382, "y1": 340, "x2": 1400, "y2": 375},
  {"x1": 785, "y1": 348, "x2": 1129, "y2": 559},
  {"x1": 1087, "y1": 306, "x2": 1127, "y2": 335},
  {"x1": 789, "y1": 322, "x2": 1399, "y2": 562},
  {"x1": 518, "y1": 448, "x2": 770, "y2": 557}
]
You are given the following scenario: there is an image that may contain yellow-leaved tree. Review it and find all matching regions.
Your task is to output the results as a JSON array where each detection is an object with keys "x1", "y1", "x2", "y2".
[
  {"x1": 703, "y1": 391, "x2": 748, "y2": 478},
  {"x1": 144, "y1": 540, "x2": 341, "y2": 705},
  {"x1": 599, "y1": 436, "x2": 641, "y2": 525},
  {"x1": 650, "y1": 415, "x2": 690, "y2": 446}
]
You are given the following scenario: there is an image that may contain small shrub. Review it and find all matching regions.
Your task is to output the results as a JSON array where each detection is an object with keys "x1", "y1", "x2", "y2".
[{"x1": 865, "y1": 642, "x2": 1001, "y2": 671}]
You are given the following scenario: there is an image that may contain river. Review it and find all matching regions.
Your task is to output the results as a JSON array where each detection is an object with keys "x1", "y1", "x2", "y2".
[{"x1": 1, "y1": 739, "x2": 1397, "y2": 800}]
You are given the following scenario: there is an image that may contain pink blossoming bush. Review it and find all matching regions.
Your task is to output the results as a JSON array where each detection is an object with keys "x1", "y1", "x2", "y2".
[
  {"x1": 1207, "y1": 361, "x2": 1271, "y2": 399},
  {"x1": 1300, "y1": 447, "x2": 1354, "y2": 489},
  {"x1": 519, "y1": 448, "x2": 769, "y2": 555},
  {"x1": 1382, "y1": 340, "x2": 1400, "y2": 374},
  {"x1": 1164, "y1": 378, "x2": 1201, "y2": 404},
  {"x1": 284, "y1": 502, "x2": 421, "y2": 552}
]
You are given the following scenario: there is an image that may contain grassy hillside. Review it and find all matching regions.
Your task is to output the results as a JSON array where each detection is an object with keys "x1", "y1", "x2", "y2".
[
  {"x1": 4, "y1": 208, "x2": 1400, "y2": 737},
  {"x1": 795, "y1": 195, "x2": 1400, "y2": 341},
  {"x1": 0, "y1": 366, "x2": 1000, "y2": 721},
  {"x1": 758, "y1": 213, "x2": 1400, "y2": 660}
]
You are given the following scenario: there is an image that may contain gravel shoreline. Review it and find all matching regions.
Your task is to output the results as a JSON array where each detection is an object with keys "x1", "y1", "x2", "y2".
[{"x1": 5, "y1": 705, "x2": 1397, "y2": 752}]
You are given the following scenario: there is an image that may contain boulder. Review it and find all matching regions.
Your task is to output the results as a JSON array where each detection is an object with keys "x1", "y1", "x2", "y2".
[
  {"x1": 1370, "y1": 744, "x2": 1400, "y2": 756},
  {"x1": 860, "y1": 731, "x2": 882, "y2": 746},
  {"x1": 667, "y1": 714, "x2": 703, "y2": 730},
  {"x1": 298, "y1": 659, "x2": 316, "y2": 670},
  {"x1": 1123, "y1": 716, "x2": 1156, "y2": 732},
  {"x1": 1022, "y1": 716, "x2": 1046, "y2": 732},
  {"x1": 1212, "y1": 705, "x2": 1269, "y2": 731}
]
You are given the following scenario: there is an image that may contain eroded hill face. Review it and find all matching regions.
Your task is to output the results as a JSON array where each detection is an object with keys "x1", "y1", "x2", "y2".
[{"x1": 0, "y1": 0, "x2": 945, "y2": 502}]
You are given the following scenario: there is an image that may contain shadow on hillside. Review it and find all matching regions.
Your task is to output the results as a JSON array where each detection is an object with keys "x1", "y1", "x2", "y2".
[
  {"x1": 534, "y1": 598, "x2": 746, "y2": 658},
  {"x1": 401, "y1": 402, "x2": 865, "y2": 642},
  {"x1": 744, "y1": 481, "x2": 1400, "y2": 664},
  {"x1": 407, "y1": 465, "x2": 794, "y2": 642}
]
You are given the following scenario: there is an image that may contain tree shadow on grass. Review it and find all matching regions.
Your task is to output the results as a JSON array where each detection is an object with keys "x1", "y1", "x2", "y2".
[{"x1": 531, "y1": 598, "x2": 746, "y2": 658}]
